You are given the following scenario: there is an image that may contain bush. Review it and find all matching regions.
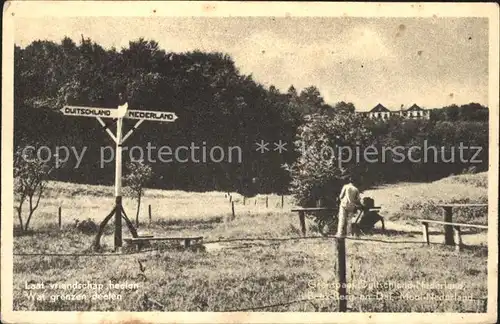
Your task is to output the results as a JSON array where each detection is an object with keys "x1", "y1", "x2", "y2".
[
  {"x1": 286, "y1": 113, "x2": 373, "y2": 207},
  {"x1": 74, "y1": 218, "x2": 98, "y2": 234},
  {"x1": 442, "y1": 172, "x2": 488, "y2": 188}
]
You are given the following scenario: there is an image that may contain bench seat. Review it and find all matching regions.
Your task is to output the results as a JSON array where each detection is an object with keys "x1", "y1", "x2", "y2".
[{"x1": 124, "y1": 236, "x2": 203, "y2": 250}]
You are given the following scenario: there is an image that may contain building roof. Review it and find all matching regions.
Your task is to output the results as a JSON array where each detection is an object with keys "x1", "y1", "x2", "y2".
[
  {"x1": 405, "y1": 104, "x2": 424, "y2": 111},
  {"x1": 369, "y1": 103, "x2": 390, "y2": 113}
]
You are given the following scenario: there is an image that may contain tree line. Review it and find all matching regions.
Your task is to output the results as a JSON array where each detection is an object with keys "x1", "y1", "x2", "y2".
[{"x1": 14, "y1": 37, "x2": 489, "y2": 198}]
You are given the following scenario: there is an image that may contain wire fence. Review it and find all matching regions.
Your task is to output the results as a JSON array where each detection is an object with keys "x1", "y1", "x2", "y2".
[
  {"x1": 157, "y1": 295, "x2": 336, "y2": 312},
  {"x1": 13, "y1": 233, "x2": 489, "y2": 312},
  {"x1": 13, "y1": 233, "x2": 487, "y2": 257}
]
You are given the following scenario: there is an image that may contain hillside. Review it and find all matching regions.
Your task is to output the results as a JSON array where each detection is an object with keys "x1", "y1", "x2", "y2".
[{"x1": 363, "y1": 172, "x2": 488, "y2": 224}]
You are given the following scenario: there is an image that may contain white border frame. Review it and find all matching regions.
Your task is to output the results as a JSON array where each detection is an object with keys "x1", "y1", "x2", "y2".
[{"x1": 2, "y1": 2, "x2": 498, "y2": 323}]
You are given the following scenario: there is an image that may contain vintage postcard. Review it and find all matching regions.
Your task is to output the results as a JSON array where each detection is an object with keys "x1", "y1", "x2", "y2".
[{"x1": 2, "y1": 1, "x2": 499, "y2": 323}]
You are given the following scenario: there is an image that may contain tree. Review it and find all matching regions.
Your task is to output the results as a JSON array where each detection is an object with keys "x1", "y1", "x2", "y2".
[
  {"x1": 287, "y1": 85, "x2": 298, "y2": 98},
  {"x1": 443, "y1": 104, "x2": 460, "y2": 121},
  {"x1": 124, "y1": 161, "x2": 153, "y2": 227},
  {"x1": 14, "y1": 146, "x2": 59, "y2": 232},
  {"x1": 333, "y1": 101, "x2": 356, "y2": 114},
  {"x1": 298, "y1": 86, "x2": 325, "y2": 115},
  {"x1": 286, "y1": 112, "x2": 372, "y2": 207},
  {"x1": 458, "y1": 103, "x2": 488, "y2": 121}
]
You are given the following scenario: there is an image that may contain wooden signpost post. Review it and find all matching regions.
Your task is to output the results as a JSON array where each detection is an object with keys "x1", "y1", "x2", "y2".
[{"x1": 61, "y1": 103, "x2": 178, "y2": 252}]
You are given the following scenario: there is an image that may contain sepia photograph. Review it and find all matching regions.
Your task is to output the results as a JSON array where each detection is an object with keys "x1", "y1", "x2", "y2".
[{"x1": 1, "y1": 2, "x2": 498, "y2": 323}]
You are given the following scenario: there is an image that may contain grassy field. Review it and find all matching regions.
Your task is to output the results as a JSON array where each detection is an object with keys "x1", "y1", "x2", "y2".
[
  {"x1": 363, "y1": 172, "x2": 488, "y2": 224},
  {"x1": 12, "y1": 173, "x2": 489, "y2": 312}
]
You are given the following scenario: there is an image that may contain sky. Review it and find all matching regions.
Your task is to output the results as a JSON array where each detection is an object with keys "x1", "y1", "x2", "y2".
[{"x1": 15, "y1": 16, "x2": 489, "y2": 111}]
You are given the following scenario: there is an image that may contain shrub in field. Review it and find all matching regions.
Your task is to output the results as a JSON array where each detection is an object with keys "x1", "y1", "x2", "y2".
[
  {"x1": 124, "y1": 161, "x2": 153, "y2": 227},
  {"x1": 14, "y1": 146, "x2": 62, "y2": 232},
  {"x1": 74, "y1": 218, "x2": 99, "y2": 234},
  {"x1": 286, "y1": 113, "x2": 373, "y2": 207},
  {"x1": 394, "y1": 196, "x2": 487, "y2": 224},
  {"x1": 444, "y1": 172, "x2": 488, "y2": 188}
]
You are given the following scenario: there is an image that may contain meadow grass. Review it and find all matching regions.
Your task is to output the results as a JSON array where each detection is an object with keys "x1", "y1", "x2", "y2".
[
  {"x1": 20, "y1": 172, "x2": 488, "y2": 233},
  {"x1": 14, "y1": 234, "x2": 488, "y2": 312},
  {"x1": 12, "y1": 173, "x2": 489, "y2": 312},
  {"x1": 24, "y1": 181, "x2": 293, "y2": 232}
]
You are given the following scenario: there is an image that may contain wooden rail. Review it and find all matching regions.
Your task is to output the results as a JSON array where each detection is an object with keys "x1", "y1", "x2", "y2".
[
  {"x1": 291, "y1": 207, "x2": 381, "y2": 236},
  {"x1": 436, "y1": 204, "x2": 488, "y2": 208},
  {"x1": 435, "y1": 203, "x2": 488, "y2": 245},
  {"x1": 418, "y1": 219, "x2": 488, "y2": 229},
  {"x1": 418, "y1": 219, "x2": 487, "y2": 252}
]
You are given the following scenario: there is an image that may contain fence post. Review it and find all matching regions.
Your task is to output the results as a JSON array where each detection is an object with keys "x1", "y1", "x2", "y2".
[
  {"x1": 243, "y1": 196, "x2": 246, "y2": 205},
  {"x1": 148, "y1": 205, "x2": 152, "y2": 226},
  {"x1": 229, "y1": 194, "x2": 232, "y2": 203},
  {"x1": 231, "y1": 201, "x2": 235, "y2": 220},
  {"x1": 266, "y1": 196, "x2": 268, "y2": 208},
  {"x1": 335, "y1": 236, "x2": 347, "y2": 312},
  {"x1": 443, "y1": 206, "x2": 454, "y2": 245},
  {"x1": 335, "y1": 235, "x2": 347, "y2": 312},
  {"x1": 335, "y1": 209, "x2": 348, "y2": 312},
  {"x1": 453, "y1": 226, "x2": 462, "y2": 252},
  {"x1": 58, "y1": 206, "x2": 62, "y2": 230},
  {"x1": 281, "y1": 195, "x2": 284, "y2": 208},
  {"x1": 422, "y1": 223, "x2": 429, "y2": 245},
  {"x1": 298, "y1": 211, "x2": 306, "y2": 237}
]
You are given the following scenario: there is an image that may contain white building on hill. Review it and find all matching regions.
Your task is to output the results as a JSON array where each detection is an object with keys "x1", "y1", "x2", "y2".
[{"x1": 361, "y1": 103, "x2": 430, "y2": 120}]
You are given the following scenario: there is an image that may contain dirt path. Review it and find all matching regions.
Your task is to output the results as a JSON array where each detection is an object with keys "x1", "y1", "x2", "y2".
[{"x1": 202, "y1": 219, "x2": 487, "y2": 253}]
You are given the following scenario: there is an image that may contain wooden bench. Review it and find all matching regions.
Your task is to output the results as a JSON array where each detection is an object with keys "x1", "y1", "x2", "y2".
[
  {"x1": 291, "y1": 207, "x2": 381, "y2": 236},
  {"x1": 418, "y1": 219, "x2": 487, "y2": 251},
  {"x1": 124, "y1": 236, "x2": 203, "y2": 251}
]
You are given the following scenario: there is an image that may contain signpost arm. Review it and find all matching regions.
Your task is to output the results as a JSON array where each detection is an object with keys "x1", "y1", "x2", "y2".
[
  {"x1": 121, "y1": 119, "x2": 145, "y2": 144},
  {"x1": 96, "y1": 117, "x2": 117, "y2": 143}
]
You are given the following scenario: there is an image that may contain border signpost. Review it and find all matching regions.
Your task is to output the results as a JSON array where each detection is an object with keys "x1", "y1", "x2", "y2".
[{"x1": 61, "y1": 103, "x2": 178, "y2": 252}]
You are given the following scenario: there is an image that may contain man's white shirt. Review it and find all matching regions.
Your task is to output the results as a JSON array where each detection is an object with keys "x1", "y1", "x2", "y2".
[{"x1": 339, "y1": 183, "x2": 360, "y2": 211}]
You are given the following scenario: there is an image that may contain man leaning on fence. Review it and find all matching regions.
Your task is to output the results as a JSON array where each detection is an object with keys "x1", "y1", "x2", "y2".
[{"x1": 337, "y1": 176, "x2": 362, "y2": 236}]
